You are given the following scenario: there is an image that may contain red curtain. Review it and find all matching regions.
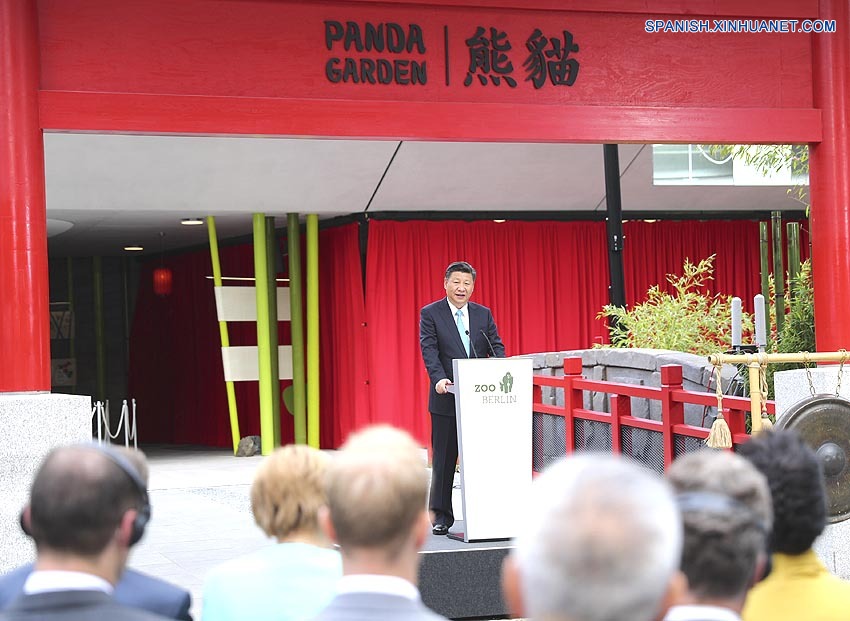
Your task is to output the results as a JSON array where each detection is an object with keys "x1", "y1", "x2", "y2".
[
  {"x1": 363, "y1": 220, "x2": 610, "y2": 447},
  {"x1": 317, "y1": 224, "x2": 370, "y2": 448},
  {"x1": 623, "y1": 220, "x2": 764, "y2": 311}
]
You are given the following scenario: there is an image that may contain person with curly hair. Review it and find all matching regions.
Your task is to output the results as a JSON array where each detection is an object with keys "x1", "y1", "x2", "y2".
[
  {"x1": 737, "y1": 429, "x2": 850, "y2": 621},
  {"x1": 202, "y1": 445, "x2": 341, "y2": 621}
]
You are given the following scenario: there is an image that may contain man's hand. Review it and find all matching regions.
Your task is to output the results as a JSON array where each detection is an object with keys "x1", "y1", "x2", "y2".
[{"x1": 435, "y1": 379, "x2": 453, "y2": 394}]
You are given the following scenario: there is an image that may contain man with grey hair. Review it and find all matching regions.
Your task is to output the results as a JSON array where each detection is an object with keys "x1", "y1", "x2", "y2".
[
  {"x1": 314, "y1": 425, "x2": 447, "y2": 621},
  {"x1": 664, "y1": 449, "x2": 773, "y2": 621},
  {"x1": 502, "y1": 454, "x2": 685, "y2": 621}
]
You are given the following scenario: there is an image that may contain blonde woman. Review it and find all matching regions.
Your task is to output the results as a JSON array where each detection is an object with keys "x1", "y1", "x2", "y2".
[{"x1": 202, "y1": 445, "x2": 341, "y2": 621}]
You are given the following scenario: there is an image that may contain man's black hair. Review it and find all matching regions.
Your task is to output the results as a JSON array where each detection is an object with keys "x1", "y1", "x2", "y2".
[
  {"x1": 444, "y1": 261, "x2": 476, "y2": 281},
  {"x1": 737, "y1": 430, "x2": 827, "y2": 554}
]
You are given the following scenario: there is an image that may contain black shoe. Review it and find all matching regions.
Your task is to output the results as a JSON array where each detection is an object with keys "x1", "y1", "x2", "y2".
[{"x1": 432, "y1": 524, "x2": 449, "y2": 536}]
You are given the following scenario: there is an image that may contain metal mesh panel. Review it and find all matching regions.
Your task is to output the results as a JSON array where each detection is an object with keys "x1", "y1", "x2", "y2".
[
  {"x1": 674, "y1": 434, "x2": 705, "y2": 459},
  {"x1": 573, "y1": 419, "x2": 612, "y2": 453},
  {"x1": 620, "y1": 427, "x2": 665, "y2": 474},
  {"x1": 533, "y1": 413, "x2": 566, "y2": 472}
]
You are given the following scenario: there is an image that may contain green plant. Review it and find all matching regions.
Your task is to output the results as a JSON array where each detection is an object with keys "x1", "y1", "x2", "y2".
[{"x1": 598, "y1": 255, "x2": 753, "y2": 356}]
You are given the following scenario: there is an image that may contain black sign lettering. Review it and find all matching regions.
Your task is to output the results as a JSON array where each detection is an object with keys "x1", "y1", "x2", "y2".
[
  {"x1": 524, "y1": 28, "x2": 580, "y2": 89},
  {"x1": 463, "y1": 26, "x2": 517, "y2": 88},
  {"x1": 324, "y1": 20, "x2": 428, "y2": 86}
]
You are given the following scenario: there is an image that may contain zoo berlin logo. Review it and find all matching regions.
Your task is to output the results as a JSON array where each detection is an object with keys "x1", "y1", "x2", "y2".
[{"x1": 475, "y1": 372, "x2": 517, "y2": 404}]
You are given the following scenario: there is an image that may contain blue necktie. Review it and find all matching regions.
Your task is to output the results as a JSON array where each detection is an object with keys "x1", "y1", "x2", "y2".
[{"x1": 456, "y1": 309, "x2": 470, "y2": 356}]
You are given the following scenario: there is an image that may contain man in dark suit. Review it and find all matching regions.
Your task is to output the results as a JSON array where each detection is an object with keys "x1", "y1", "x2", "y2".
[
  {"x1": 0, "y1": 566, "x2": 191, "y2": 621},
  {"x1": 0, "y1": 444, "x2": 173, "y2": 621},
  {"x1": 419, "y1": 261, "x2": 505, "y2": 535}
]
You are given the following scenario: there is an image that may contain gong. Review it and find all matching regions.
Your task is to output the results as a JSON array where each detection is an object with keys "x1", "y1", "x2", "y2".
[{"x1": 776, "y1": 394, "x2": 850, "y2": 523}]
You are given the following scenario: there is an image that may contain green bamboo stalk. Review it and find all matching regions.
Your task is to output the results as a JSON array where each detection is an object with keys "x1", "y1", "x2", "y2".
[
  {"x1": 306, "y1": 214, "x2": 320, "y2": 449},
  {"x1": 771, "y1": 211, "x2": 785, "y2": 337},
  {"x1": 207, "y1": 216, "x2": 241, "y2": 454},
  {"x1": 787, "y1": 222, "x2": 801, "y2": 295},
  {"x1": 759, "y1": 222, "x2": 771, "y2": 303},
  {"x1": 266, "y1": 216, "x2": 281, "y2": 448},
  {"x1": 254, "y1": 213, "x2": 275, "y2": 456},
  {"x1": 288, "y1": 213, "x2": 307, "y2": 445}
]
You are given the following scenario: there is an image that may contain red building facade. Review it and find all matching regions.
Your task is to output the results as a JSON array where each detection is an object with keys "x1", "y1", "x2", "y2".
[{"x1": 1, "y1": 0, "x2": 848, "y2": 392}]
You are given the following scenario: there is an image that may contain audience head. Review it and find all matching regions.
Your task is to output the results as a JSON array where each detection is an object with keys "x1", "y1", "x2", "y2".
[
  {"x1": 24, "y1": 443, "x2": 150, "y2": 559},
  {"x1": 504, "y1": 454, "x2": 683, "y2": 621},
  {"x1": 251, "y1": 444, "x2": 330, "y2": 541},
  {"x1": 738, "y1": 429, "x2": 828, "y2": 554},
  {"x1": 323, "y1": 425, "x2": 429, "y2": 561},
  {"x1": 667, "y1": 449, "x2": 772, "y2": 604}
]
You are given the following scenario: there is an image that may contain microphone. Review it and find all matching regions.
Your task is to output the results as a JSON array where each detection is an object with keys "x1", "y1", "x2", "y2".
[
  {"x1": 465, "y1": 330, "x2": 479, "y2": 358},
  {"x1": 480, "y1": 329, "x2": 498, "y2": 357}
]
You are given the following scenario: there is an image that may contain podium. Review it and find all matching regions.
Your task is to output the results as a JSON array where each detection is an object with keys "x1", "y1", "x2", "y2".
[{"x1": 447, "y1": 357, "x2": 533, "y2": 542}]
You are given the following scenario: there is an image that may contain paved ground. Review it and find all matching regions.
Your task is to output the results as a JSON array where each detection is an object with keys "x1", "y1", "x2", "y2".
[{"x1": 129, "y1": 446, "x2": 270, "y2": 621}]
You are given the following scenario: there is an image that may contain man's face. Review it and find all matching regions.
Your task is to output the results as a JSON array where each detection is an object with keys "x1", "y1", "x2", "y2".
[{"x1": 444, "y1": 270, "x2": 475, "y2": 308}]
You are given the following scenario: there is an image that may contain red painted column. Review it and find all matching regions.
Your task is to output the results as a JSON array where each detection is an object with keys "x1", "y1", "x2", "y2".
[
  {"x1": 0, "y1": 0, "x2": 50, "y2": 391},
  {"x1": 810, "y1": 0, "x2": 850, "y2": 351}
]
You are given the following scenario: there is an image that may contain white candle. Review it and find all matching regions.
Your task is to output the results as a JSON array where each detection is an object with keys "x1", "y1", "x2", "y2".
[
  {"x1": 731, "y1": 297, "x2": 742, "y2": 347},
  {"x1": 754, "y1": 294, "x2": 767, "y2": 350}
]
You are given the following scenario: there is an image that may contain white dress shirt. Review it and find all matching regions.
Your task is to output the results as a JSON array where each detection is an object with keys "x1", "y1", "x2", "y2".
[
  {"x1": 336, "y1": 574, "x2": 420, "y2": 602},
  {"x1": 24, "y1": 570, "x2": 113, "y2": 595}
]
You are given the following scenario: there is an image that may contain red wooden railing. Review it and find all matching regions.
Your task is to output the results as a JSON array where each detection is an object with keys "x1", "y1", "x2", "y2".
[{"x1": 532, "y1": 357, "x2": 776, "y2": 471}]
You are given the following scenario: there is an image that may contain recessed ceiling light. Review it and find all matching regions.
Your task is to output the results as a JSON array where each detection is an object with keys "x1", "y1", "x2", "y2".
[
  {"x1": 181, "y1": 217, "x2": 205, "y2": 226},
  {"x1": 123, "y1": 244, "x2": 144, "y2": 251}
]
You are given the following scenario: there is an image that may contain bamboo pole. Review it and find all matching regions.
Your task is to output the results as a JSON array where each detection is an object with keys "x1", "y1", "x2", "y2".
[
  {"x1": 254, "y1": 213, "x2": 275, "y2": 456},
  {"x1": 306, "y1": 214, "x2": 320, "y2": 449},
  {"x1": 265, "y1": 216, "x2": 281, "y2": 448},
  {"x1": 748, "y1": 361, "x2": 763, "y2": 434},
  {"x1": 207, "y1": 216, "x2": 241, "y2": 454},
  {"x1": 709, "y1": 351, "x2": 849, "y2": 366},
  {"x1": 771, "y1": 212, "x2": 785, "y2": 336},
  {"x1": 759, "y1": 221, "x2": 771, "y2": 303},
  {"x1": 787, "y1": 222, "x2": 801, "y2": 291},
  {"x1": 287, "y1": 213, "x2": 307, "y2": 445}
]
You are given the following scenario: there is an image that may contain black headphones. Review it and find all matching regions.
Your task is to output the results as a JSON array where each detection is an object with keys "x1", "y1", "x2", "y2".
[
  {"x1": 20, "y1": 443, "x2": 151, "y2": 547},
  {"x1": 675, "y1": 491, "x2": 769, "y2": 535}
]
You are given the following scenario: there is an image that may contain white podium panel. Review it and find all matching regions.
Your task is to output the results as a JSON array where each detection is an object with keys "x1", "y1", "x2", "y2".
[{"x1": 452, "y1": 357, "x2": 533, "y2": 541}]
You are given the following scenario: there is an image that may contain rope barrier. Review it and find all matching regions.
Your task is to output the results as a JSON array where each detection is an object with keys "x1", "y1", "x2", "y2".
[{"x1": 92, "y1": 398, "x2": 139, "y2": 448}]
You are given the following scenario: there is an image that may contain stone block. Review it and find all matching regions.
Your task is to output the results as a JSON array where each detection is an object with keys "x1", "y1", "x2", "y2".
[
  {"x1": 535, "y1": 367, "x2": 557, "y2": 405},
  {"x1": 524, "y1": 353, "x2": 548, "y2": 370},
  {"x1": 0, "y1": 393, "x2": 92, "y2": 572},
  {"x1": 814, "y1": 520, "x2": 850, "y2": 579},
  {"x1": 656, "y1": 351, "x2": 710, "y2": 385},
  {"x1": 593, "y1": 348, "x2": 669, "y2": 371},
  {"x1": 774, "y1": 368, "x2": 850, "y2": 421},
  {"x1": 544, "y1": 352, "x2": 564, "y2": 368},
  {"x1": 608, "y1": 375, "x2": 649, "y2": 419}
]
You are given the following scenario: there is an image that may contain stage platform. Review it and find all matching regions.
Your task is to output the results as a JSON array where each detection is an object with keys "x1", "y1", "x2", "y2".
[{"x1": 420, "y1": 522, "x2": 513, "y2": 620}]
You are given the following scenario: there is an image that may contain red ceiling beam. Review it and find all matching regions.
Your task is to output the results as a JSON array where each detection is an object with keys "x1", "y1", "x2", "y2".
[{"x1": 39, "y1": 91, "x2": 822, "y2": 144}]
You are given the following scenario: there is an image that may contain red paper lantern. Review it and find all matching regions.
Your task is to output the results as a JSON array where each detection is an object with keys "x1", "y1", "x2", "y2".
[{"x1": 153, "y1": 267, "x2": 173, "y2": 297}]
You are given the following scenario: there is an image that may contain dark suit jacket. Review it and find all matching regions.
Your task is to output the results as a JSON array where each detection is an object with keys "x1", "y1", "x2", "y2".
[
  {"x1": 0, "y1": 589, "x2": 172, "y2": 621},
  {"x1": 0, "y1": 567, "x2": 192, "y2": 621},
  {"x1": 312, "y1": 591, "x2": 448, "y2": 621},
  {"x1": 419, "y1": 299, "x2": 505, "y2": 416}
]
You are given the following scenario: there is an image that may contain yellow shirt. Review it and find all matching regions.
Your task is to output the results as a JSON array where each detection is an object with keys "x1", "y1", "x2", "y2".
[{"x1": 743, "y1": 549, "x2": 850, "y2": 621}]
